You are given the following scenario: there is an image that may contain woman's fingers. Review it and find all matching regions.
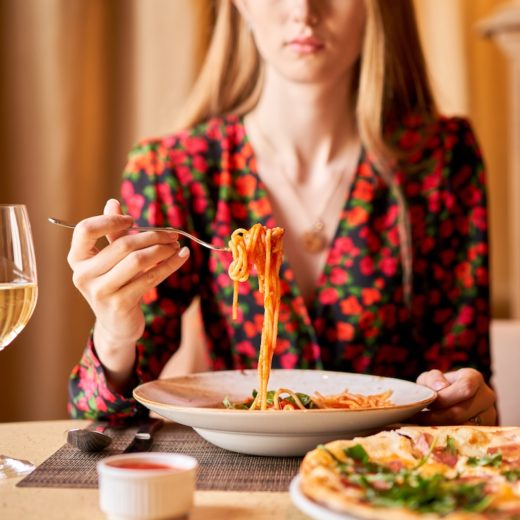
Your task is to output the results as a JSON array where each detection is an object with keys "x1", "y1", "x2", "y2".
[
  {"x1": 416, "y1": 369, "x2": 451, "y2": 393},
  {"x1": 414, "y1": 368, "x2": 497, "y2": 425},
  {"x1": 67, "y1": 214, "x2": 134, "y2": 265},
  {"x1": 104, "y1": 199, "x2": 129, "y2": 244},
  {"x1": 72, "y1": 229, "x2": 180, "y2": 283},
  {"x1": 113, "y1": 246, "x2": 190, "y2": 304},
  {"x1": 89, "y1": 241, "x2": 184, "y2": 297},
  {"x1": 420, "y1": 368, "x2": 483, "y2": 409}
]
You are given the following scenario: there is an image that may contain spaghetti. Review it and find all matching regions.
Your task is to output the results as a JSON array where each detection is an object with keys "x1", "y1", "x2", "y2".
[
  {"x1": 227, "y1": 224, "x2": 394, "y2": 412},
  {"x1": 228, "y1": 224, "x2": 284, "y2": 410},
  {"x1": 223, "y1": 388, "x2": 394, "y2": 411}
]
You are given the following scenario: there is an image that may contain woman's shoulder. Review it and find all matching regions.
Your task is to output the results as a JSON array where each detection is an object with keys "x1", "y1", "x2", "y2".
[
  {"x1": 389, "y1": 113, "x2": 482, "y2": 167},
  {"x1": 129, "y1": 114, "x2": 246, "y2": 158},
  {"x1": 395, "y1": 113, "x2": 479, "y2": 149}
]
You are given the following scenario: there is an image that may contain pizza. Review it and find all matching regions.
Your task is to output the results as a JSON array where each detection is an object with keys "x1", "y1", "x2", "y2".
[{"x1": 299, "y1": 426, "x2": 520, "y2": 519}]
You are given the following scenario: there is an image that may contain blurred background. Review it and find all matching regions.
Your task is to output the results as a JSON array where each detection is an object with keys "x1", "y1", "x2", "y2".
[{"x1": 0, "y1": 0, "x2": 517, "y2": 423}]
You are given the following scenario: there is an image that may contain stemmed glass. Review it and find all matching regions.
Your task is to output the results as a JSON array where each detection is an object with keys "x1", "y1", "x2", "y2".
[{"x1": 0, "y1": 204, "x2": 38, "y2": 478}]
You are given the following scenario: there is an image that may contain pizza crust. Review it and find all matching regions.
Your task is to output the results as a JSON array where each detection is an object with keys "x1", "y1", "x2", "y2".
[{"x1": 299, "y1": 426, "x2": 520, "y2": 520}]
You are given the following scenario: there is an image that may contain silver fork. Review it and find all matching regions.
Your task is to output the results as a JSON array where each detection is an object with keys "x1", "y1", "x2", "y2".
[{"x1": 48, "y1": 217, "x2": 230, "y2": 252}]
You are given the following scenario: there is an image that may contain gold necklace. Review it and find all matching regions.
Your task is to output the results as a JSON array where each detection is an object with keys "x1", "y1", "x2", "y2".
[{"x1": 247, "y1": 116, "x2": 359, "y2": 254}]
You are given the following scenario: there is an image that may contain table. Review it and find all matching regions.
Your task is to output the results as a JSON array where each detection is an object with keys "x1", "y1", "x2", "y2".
[{"x1": 0, "y1": 420, "x2": 307, "y2": 520}]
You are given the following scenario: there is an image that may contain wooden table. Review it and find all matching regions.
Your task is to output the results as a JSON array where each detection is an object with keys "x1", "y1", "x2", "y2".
[{"x1": 0, "y1": 420, "x2": 307, "y2": 520}]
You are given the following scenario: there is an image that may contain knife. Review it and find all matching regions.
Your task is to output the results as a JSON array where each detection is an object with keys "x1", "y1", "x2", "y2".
[{"x1": 122, "y1": 419, "x2": 164, "y2": 453}]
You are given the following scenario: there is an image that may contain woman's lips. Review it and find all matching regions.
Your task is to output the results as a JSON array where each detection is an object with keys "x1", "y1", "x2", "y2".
[{"x1": 285, "y1": 36, "x2": 324, "y2": 55}]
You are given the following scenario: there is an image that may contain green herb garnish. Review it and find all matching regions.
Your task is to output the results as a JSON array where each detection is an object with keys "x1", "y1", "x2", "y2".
[
  {"x1": 467, "y1": 453, "x2": 502, "y2": 467},
  {"x1": 502, "y1": 469, "x2": 520, "y2": 482}
]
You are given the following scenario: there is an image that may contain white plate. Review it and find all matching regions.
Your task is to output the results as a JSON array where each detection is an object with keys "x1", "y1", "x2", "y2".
[
  {"x1": 133, "y1": 369, "x2": 435, "y2": 456},
  {"x1": 290, "y1": 475, "x2": 358, "y2": 520}
]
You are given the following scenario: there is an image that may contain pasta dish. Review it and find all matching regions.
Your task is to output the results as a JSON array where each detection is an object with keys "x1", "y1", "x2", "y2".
[{"x1": 227, "y1": 224, "x2": 394, "y2": 411}]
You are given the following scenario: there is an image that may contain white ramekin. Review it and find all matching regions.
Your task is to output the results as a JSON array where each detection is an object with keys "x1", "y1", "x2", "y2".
[{"x1": 97, "y1": 452, "x2": 198, "y2": 520}]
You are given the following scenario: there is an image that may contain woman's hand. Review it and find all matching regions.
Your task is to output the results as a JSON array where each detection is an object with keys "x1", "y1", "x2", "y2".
[
  {"x1": 67, "y1": 199, "x2": 190, "y2": 389},
  {"x1": 414, "y1": 368, "x2": 497, "y2": 426}
]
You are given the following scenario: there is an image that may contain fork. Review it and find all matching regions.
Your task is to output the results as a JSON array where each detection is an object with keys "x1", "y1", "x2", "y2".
[{"x1": 48, "y1": 217, "x2": 231, "y2": 252}]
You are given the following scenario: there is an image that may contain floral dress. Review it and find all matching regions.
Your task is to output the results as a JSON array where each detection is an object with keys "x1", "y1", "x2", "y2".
[{"x1": 68, "y1": 114, "x2": 491, "y2": 420}]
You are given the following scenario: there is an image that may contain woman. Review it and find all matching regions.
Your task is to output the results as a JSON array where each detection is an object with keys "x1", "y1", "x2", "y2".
[{"x1": 67, "y1": 0, "x2": 497, "y2": 425}]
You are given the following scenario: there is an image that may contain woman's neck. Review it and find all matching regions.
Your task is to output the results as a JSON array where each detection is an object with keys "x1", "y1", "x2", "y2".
[{"x1": 248, "y1": 66, "x2": 358, "y2": 182}]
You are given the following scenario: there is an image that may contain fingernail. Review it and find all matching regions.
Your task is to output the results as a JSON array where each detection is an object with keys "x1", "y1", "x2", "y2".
[
  {"x1": 433, "y1": 380, "x2": 449, "y2": 391},
  {"x1": 178, "y1": 246, "x2": 190, "y2": 258}
]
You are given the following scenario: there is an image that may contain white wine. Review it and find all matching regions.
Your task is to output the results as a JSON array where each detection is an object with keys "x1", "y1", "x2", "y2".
[{"x1": 0, "y1": 283, "x2": 38, "y2": 349}]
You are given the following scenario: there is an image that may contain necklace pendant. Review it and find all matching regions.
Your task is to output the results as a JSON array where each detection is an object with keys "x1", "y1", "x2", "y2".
[{"x1": 301, "y1": 221, "x2": 327, "y2": 254}]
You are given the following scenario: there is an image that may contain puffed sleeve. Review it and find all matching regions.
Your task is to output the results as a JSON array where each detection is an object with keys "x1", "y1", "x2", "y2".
[
  {"x1": 68, "y1": 137, "x2": 201, "y2": 420},
  {"x1": 418, "y1": 118, "x2": 491, "y2": 382}
]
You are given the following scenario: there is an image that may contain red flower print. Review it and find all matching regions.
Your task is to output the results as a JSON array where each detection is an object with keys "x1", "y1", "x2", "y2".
[
  {"x1": 280, "y1": 352, "x2": 299, "y2": 369},
  {"x1": 347, "y1": 206, "x2": 369, "y2": 227},
  {"x1": 380, "y1": 257, "x2": 398, "y2": 277},
  {"x1": 352, "y1": 179, "x2": 374, "y2": 202},
  {"x1": 335, "y1": 236, "x2": 354, "y2": 253},
  {"x1": 142, "y1": 288, "x2": 158, "y2": 304},
  {"x1": 121, "y1": 181, "x2": 146, "y2": 219},
  {"x1": 193, "y1": 155, "x2": 207, "y2": 172},
  {"x1": 274, "y1": 338, "x2": 290, "y2": 354},
  {"x1": 236, "y1": 341, "x2": 256, "y2": 358},
  {"x1": 189, "y1": 136, "x2": 209, "y2": 154},
  {"x1": 428, "y1": 192, "x2": 441, "y2": 213},
  {"x1": 157, "y1": 182, "x2": 173, "y2": 206},
  {"x1": 362, "y1": 288, "x2": 381, "y2": 306},
  {"x1": 330, "y1": 267, "x2": 348, "y2": 285},
  {"x1": 250, "y1": 198, "x2": 271, "y2": 217},
  {"x1": 340, "y1": 295, "x2": 362, "y2": 315},
  {"x1": 95, "y1": 396, "x2": 108, "y2": 412},
  {"x1": 217, "y1": 170, "x2": 232, "y2": 187},
  {"x1": 231, "y1": 152, "x2": 247, "y2": 170},
  {"x1": 360, "y1": 257, "x2": 374, "y2": 276},
  {"x1": 399, "y1": 130, "x2": 421, "y2": 149},
  {"x1": 193, "y1": 197, "x2": 208, "y2": 213},
  {"x1": 230, "y1": 201, "x2": 248, "y2": 220},
  {"x1": 475, "y1": 267, "x2": 488, "y2": 285},
  {"x1": 176, "y1": 165, "x2": 192, "y2": 185},
  {"x1": 320, "y1": 287, "x2": 339, "y2": 305},
  {"x1": 471, "y1": 207, "x2": 487, "y2": 231},
  {"x1": 244, "y1": 321, "x2": 259, "y2": 338},
  {"x1": 458, "y1": 305, "x2": 474, "y2": 326},
  {"x1": 455, "y1": 261, "x2": 474, "y2": 289},
  {"x1": 358, "y1": 162, "x2": 373, "y2": 178},
  {"x1": 147, "y1": 202, "x2": 165, "y2": 226},
  {"x1": 337, "y1": 322, "x2": 355, "y2": 341},
  {"x1": 235, "y1": 174, "x2": 257, "y2": 197}
]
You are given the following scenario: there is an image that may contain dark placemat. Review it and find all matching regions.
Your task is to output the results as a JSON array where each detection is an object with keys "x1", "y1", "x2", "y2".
[{"x1": 17, "y1": 423, "x2": 302, "y2": 492}]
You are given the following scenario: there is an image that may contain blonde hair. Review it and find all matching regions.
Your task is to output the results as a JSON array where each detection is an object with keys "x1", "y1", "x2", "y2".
[
  {"x1": 177, "y1": 0, "x2": 438, "y2": 305},
  {"x1": 177, "y1": 0, "x2": 437, "y2": 156}
]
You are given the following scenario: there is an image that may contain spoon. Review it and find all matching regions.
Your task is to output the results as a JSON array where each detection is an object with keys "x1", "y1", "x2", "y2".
[
  {"x1": 48, "y1": 217, "x2": 231, "y2": 252},
  {"x1": 67, "y1": 423, "x2": 113, "y2": 452}
]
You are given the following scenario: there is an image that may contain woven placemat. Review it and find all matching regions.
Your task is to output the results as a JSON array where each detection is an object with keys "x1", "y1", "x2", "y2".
[{"x1": 17, "y1": 423, "x2": 302, "y2": 492}]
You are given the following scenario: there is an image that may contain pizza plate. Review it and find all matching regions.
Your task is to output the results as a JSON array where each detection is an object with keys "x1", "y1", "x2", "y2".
[
  {"x1": 133, "y1": 369, "x2": 436, "y2": 456},
  {"x1": 290, "y1": 475, "x2": 359, "y2": 520}
]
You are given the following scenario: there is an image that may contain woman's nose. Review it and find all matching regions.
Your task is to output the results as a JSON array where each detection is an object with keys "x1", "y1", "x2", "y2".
[{"x1": 291, "y1": 0, "x2": 318, "y2": 26}]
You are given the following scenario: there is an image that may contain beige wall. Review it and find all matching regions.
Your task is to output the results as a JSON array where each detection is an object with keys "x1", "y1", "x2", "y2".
[{"x1": 0, "y1": 0, "x2": 197, "y2": 422}]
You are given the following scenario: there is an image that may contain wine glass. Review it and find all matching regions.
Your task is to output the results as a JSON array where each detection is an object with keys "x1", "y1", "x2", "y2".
[{"x1": 0, "y1": 204, "x2": 38, "y2": 478}]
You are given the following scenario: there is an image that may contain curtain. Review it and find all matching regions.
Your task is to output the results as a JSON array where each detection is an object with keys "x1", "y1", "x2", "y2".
[
  {"x1": 0, "y1": 0, "x2": 201, "y2": 421},
  {"x1": 0, "y1": 0, "x2": 510, "y2": 421}
]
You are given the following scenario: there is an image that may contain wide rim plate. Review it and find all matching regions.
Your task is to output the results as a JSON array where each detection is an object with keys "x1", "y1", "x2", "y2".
[{"x1": 133, "y1": 369, "x2": 436, "y2": 456}]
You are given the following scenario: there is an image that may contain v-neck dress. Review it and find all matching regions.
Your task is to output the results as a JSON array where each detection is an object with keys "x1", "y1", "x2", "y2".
[{"x1": 68, "y1": 114, "x2": 491, "y2": 421}]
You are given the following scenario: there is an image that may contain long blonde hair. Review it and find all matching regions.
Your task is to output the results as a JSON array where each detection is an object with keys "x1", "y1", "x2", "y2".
[
  {"x1": 177, "y1": 0, "x2": 437, "y2": 158},
  {"x1": 177, "y1": 0, "x2": 438, "y2": 305}
]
